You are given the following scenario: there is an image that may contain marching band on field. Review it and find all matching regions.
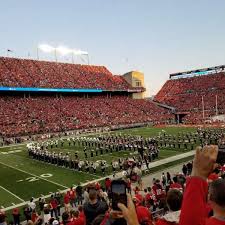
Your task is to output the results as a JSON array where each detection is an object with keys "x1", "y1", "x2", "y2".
[{"x1": 27, "y1": 134, "x2": 159, "y2": 175}]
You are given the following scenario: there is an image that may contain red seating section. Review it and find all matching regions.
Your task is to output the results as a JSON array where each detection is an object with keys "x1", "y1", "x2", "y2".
[
  {"x1": 0, "y1": 95, "x2": 172, "y2": 137},
  {"x1": 154, "y1": 73, "x2": 225, "y2": 122},
  {"x1": 0, "y1": 57, "x2": 132, "y2": 90}
]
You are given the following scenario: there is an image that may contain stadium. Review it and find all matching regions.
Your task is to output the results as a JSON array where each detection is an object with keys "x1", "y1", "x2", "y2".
[{"x1": 0, "y1": 1, "x2": 225, "y2": 225}]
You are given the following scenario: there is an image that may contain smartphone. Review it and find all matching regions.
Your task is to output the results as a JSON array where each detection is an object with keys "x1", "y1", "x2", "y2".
[
  {"x1": 216, "y1": 147, "x2": 225, "y2": 165},
  {"x1": 111, "y1": 180, "x2": 127, "y2": 211}
]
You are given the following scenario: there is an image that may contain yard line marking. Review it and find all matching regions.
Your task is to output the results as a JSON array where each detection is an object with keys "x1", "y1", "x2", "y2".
[
  {"x1": 0, "y1": 161, "x2": 68, "y2": 189},
  {"x1": 16, "y1": 180, "x2": 23, "y2": 183},
  {"x1": 1, "y1": 206, "x2": 4, "y2": 209},
  {"x1": 0, "y1": 186, "x2": 25, "y2": 202},
  {"x1": 12, "y1": 203, "x2": 15, "y2": 205},
  {"x1": 0, "y1": 144, "x2": 25, "y2": 149}
]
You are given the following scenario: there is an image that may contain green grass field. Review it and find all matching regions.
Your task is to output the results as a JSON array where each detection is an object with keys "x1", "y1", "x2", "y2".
[{"x1": 0, "y1": 126, "x2": 197, "y2": 209}]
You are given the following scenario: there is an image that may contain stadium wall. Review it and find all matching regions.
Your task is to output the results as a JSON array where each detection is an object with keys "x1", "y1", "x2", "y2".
[{"x1": 123, "y1": 71, "x2": 146, "y2": 99}]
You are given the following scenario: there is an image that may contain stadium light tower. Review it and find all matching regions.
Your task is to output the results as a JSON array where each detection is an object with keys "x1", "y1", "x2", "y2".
[{"x1": 37, "y1": 44, "x2": 89, "y2": 64}]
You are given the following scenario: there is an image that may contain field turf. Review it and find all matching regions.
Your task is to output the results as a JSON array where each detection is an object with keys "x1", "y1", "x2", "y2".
[{"x1": 0, "y1": 126, "x2": 197, "y2": 209}]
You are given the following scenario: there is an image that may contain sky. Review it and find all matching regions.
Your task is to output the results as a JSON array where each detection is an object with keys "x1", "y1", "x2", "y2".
[{"x1": 0, "y1": 0, "x2": 225, "y2": 96}]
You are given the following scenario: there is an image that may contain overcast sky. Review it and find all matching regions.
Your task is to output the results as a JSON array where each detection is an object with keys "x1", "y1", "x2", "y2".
[{"x1": 0, "y1": 0, "x2": 225, "y2": 96}]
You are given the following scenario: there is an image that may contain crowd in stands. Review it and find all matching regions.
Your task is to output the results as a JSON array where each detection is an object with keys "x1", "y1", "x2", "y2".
[
  {"x1": 1, "y1": 145, "x2": 225, "y2": 225},
  {"x1": 0, "y1": 95, "x2": 172, "y2": 137},
  {"x1": 0, "y1": 57, "x2": 134, "y2": 91},
  {"x1": 154, "y1": 72, "x2": 225, "y2": 123}
]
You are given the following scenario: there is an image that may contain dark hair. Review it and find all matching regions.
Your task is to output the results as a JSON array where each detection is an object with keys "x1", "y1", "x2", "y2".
[
  {"x1": 209, "y1": 179, "x2": 225, "y2": 208},
  {"x1": 166, "y1": 189, "x2": 183, "y2": 211},
  {"x1": 71, "y1": 210, "x2": 79, "y2": 218},
  {"x1": 89, "y1": 189, "x2": 97, "y2": 201},
  {"x1": 173, "y1": 176, "x2": 178, "y2": 183},
  {"x1": 62, "y1": 212, "x2": 70, "y2": 224}
]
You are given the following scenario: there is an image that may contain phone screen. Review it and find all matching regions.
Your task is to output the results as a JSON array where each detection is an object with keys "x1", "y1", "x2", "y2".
[
  {"x1": 111, "y1": 181, "x2": 127, "y2": 210},
  {"x1": 217, "y1": 148, "x2": 225, "y2": 165}
]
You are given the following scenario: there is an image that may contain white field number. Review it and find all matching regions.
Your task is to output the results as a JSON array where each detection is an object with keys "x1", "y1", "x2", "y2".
[{"x1": 18, "y1": 174, "x2": 53, "y2": 183}]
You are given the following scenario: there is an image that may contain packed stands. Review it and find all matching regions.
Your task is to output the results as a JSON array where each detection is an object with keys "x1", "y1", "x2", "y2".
[
  {"x1": 0, "y1": 57, "x2": 173, "y2": 137},
  {"x1": 0, "y1": 95, "x2": 172, "y2": 137},
  {"x1": 154, "y1": 72, "x2": 225, "y2": 123},
  {"x1": 0, "y1": 57, "x2": 133, "y2": 90}
]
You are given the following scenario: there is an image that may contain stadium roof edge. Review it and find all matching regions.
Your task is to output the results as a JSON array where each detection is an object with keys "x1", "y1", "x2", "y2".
[{"x1": 169, "y1": 65, "x2": 225, "y2": 79}]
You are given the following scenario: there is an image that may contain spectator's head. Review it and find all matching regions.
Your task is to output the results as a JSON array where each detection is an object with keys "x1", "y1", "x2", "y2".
[
  {"x1": 166, "y1": 189, "x2": 183, "y2": 211},
  {"x1": 209, "y1": 179, "x2": 225, "y2": 213},
  {"x1": 173, "y1": 176, "x2": 178, "y2": 183},
  {"x1": 62, "y1": 212, "x2": 70, "y2": 224},
  {"x1": 155, "y1": 179, "x2": 160, "y2": 185},
  {"x1": 89, "y1": 189, "x2": 97, "y2": 202},
  {"x1": 144, "y1": 188, "x2": 147, "y2": 193},
  {"x1": 147, "y1": 187, "x2": 151, "y2": 192},
  {"x1": 70, "y1": 210, "x2": 79, "y2": 218}
]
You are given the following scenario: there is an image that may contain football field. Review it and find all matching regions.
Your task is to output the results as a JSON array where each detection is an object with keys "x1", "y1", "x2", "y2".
[{"x1": 0, "y1": 126, "x2": 197, "y2": 209}]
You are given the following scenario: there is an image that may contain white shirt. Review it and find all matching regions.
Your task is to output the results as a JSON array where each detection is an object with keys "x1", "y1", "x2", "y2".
[{"x1": 28, "y1": 201, "x2": 36, "y2": 210}]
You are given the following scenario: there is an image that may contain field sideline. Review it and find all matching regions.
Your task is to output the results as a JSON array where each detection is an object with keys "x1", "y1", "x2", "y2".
[{"x1": 0, "y1": 126, "x2": 197, "y2": 209}]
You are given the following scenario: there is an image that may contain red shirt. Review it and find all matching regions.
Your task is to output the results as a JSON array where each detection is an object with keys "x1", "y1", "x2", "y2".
[
  {"x1": 152, "y1": 184, "x2": 163, "y2": 199},
  {"x1": 170, "y1": 182, "x2": 183, "y2": 190},
  {"x1": 155, "y1": 218, "x2": 178, "y2": 225},
  {"x1": 136, "y1": 205, "x2": 152, "y2": 225},
  {"x1": 208, "y1": 173, "x2": 219, "y2": 181},
  {"x1": 69, "y1": 217, "x2": 85, "y2": 225},
  {"x1": 50, "y1": 199, "x2": 58, "y2": 209},
  {"x1": 64, "y1": 194, "x2": 70, "y2": 204},
  {"x1": 95, "y1": 182, "x2": 101, "y2": 190},
  {"x1": 135, "y1": 192, "x2": 143, "y2": 203},
  {"x1": 180, "y1": 177, "x2": 225, "y2": 225},
  {"x1": 69, "y1": 190, "x2": 76, "y2": 200},
  {"x1": 145, "y1": 193, "x2": 157, "y2": 207},
  {"x1": 31, "y1": 213, "x2": 38, "y2": 222},
  {"x1": 105, "y1": 179, "x2": 111, "y2": 190}
]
